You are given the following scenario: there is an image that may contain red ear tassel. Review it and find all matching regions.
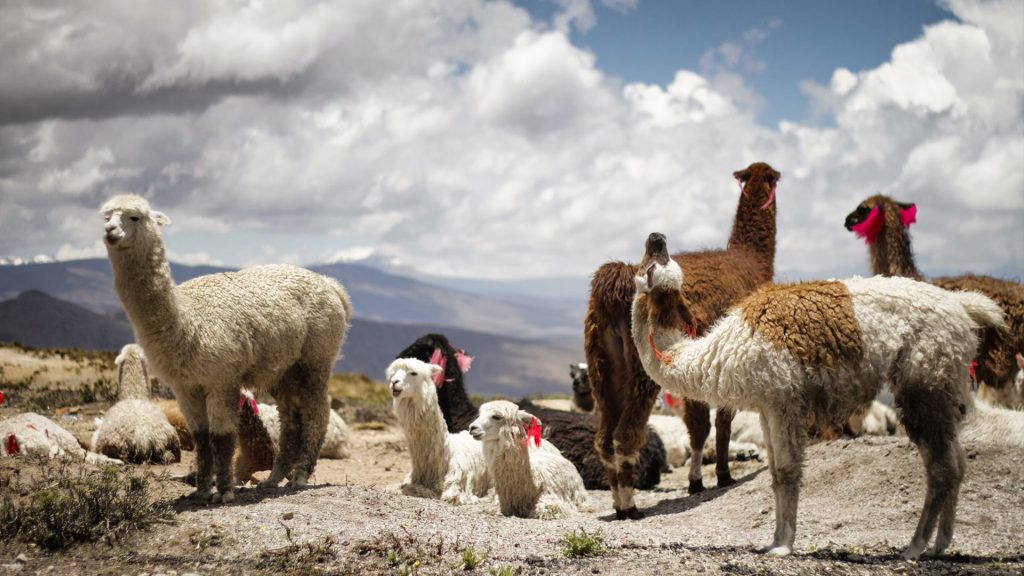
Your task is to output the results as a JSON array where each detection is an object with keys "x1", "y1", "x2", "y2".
[
  {"x1": 851, "y1": 205, "x2": 884, "y2": 245},
  {"x1": 0, "y1": 390, "x2": 6, "y2": 406},
  {"x1": 6, "y1": 434, "x2": 18, "y2": 455},
  {"x1": 525, "y1": 417, "x2": 542, "y2": 448},
  {"x1": 900, "y1": 204, "x2": 917, "y2": 228},
  {"x1": 428, "y1": 348, "x2": 448, "y2": 388}
]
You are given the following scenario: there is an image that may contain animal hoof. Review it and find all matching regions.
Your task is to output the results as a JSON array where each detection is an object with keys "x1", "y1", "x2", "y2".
[
  {"x1": 688, "y1": 479, "x2": 705, "y2": 494},
  {"x1": 257, "y1": 479, "x2": 281, "y2": 490},
  {"x1": 186, "y1": 487, "x2": 212, "y2": 501},
  {"x1": 765, "y1": 545, "x2": 791, "y2": 557},
  {"x1": 623, "y1": 506, "x2": 645, "y2": 520},
  {"x1": 901, "y1": 546, "x2": 924, "y2": 560},
  {"x1": 716, "y1": 474, "x2": 736, "y2": 488}
]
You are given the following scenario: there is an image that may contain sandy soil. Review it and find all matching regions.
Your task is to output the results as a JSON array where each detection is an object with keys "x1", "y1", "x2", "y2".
[{"x1": 1, "y1": 347, "x2": 1022, "y2": 575}]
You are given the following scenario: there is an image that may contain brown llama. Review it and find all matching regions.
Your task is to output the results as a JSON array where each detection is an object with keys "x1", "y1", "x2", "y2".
[
  {"x1": 845, "y1": 195, "x2": 1024, "y2": 403},
  {"x1": 585, "y1": 161, "x2": 780, "y2": 520}
]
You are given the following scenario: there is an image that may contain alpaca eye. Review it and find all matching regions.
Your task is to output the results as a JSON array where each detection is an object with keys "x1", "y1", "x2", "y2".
[
  {"x1": 410, "y1": 372, "x2": 418, "y2": 376},
  {"x1": 491, "y1": 414, "x2": 501, "y2": 421},
  {"x1": 130, "y1": 216, "x2": 140, "y2": 222}
]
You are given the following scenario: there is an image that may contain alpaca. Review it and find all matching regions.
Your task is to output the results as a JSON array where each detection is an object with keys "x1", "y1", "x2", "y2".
[
  {"x1": 2, "y1": 412, "x2": 122, "y2": 465},
  {"x1": 585, "y1": 162, "x2": 780, "y2": 518},
  {"x1": 387, "y1": 358, "x2": 491, "y2": 504},
  {"x1": 632, "y1": 232, "x2": 1003, "y2": 558},
  {"x1": 979, "y1": 352, "x2": 1024, "y2": 409},
  {"x1": 257, "y1": 401, "x2": 352, "y2": 459},
  {"x1": 157, "y1": 399, "x2": 194, "y2": 451},
  {"x1": 960, "y1": 398, "x2": 1024, "y2": 448},
  {"x1": 395, "y1": 334, "x2": 667, "y2": 490},
  {"x1": 101, "y1": 194, "x2": 352, "y2": 503},
  {"x1": 569, "y1": 363, "x2": 593, "y2": 412},
  {"x1": 233, "y1": 392, "x2": 278, "y2": 484},
  {"x1": 846, "y1": 400, "x2": 900, "y2": 437},
  {"x1": 845, "y1": 195, "x2": 1024, "y2": 404},
  {"x1": 469, "y1": 400, "x2": 588, "y2": 519},
  {"x1": 91, "y1": 344, "x2": 182, "y2": 464}
]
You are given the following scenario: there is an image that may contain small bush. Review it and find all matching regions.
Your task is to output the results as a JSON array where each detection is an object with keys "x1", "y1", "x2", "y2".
[
  {"x1": 487, "y1": 566, "x2": 516, "y2": 576},
  {"x1": 561, "y1": 528, "x2": 605, "y2": 558},
  {"x1": 257, "y1": 535, "x2": 338, "y2": 575},
  {"x1": 0, "y1": 456, "x2": 172, "y2": 550},
  {"x1": 458, "y1": 546, "x2": 485, "y2": 570}
]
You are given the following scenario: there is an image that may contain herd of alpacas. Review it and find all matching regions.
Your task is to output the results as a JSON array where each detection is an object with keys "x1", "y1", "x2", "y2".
[{"x1": 1, "y1": 169, "x2": 1023, "y2": 561}]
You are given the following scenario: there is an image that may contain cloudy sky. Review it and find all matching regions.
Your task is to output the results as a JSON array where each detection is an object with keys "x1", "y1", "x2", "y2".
[{"x1": 1, "y1": 0, "x2": 1021, "y2": 283}]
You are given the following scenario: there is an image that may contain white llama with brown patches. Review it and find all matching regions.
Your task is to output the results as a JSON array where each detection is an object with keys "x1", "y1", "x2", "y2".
[
  {"x1": 101, "y1": 194, "x2": 352, "y2": 503},
  {"x1": 631, "y1": 232, "x2": 1002, "y2": 559}
]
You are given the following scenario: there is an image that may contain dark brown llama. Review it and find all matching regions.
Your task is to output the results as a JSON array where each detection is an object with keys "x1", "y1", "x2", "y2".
[
  {"x1": 845, "y1": 195, "x2": 1024, "y2": 401},
  {"x1": 585, "y1": 162, "x2": 780, "y2": 519}
]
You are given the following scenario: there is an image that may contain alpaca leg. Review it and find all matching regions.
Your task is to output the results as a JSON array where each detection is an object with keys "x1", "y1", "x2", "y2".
[
  {"x1": 206, "y1": 390, "x2": 239, "y2": 504},
  {"x1": 683, "y1": 400, "x2": 712, "y2": 493},
  {"x1": 262, "y1": 400, "x2": 301, "y2": 488},
  {"x1": 289, "y1": 363, "x2": 331, "y2": 486},
  {"x1": 932, "y1": 439, "x2": 966, "y2": 555},
  {"x1": 593, "y1": 406, "x2": 621, "y2": 509},
  {"x1": 613, "y1": 391, "x2": 659, "y2": 520},
  {"x1": 714, "y1": 407, "x2": 735, "y2": 487},
  {"x1": 763, "y1": 412, "x2": 806, "y2": 556},
  {"x1": 176, "y1": 389, "x2": 213, "y2": 499}
]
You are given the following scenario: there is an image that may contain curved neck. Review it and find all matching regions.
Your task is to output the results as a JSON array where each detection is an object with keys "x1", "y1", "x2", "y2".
[
  {"x1": 484, "y1": 438, "x2": 537, "y2": 512},
  {"x1": 869, "y1": 209, "x2": 922, "y2": 280},
  {"x1": 631, "y1": 292, "x2": 712, "y2": 403},
  {"x1": 109, "y1": 240, "x2": 186, "y2": 345},
  {"x1": 117, "y1": 358, "x2": 151, "y2": 401},
  {"x1": 727, "y1": 176, "x2": 777, "y2": 276},
  {"x1": 395, "y1": 396, "x2": 450, "y2": 487}
]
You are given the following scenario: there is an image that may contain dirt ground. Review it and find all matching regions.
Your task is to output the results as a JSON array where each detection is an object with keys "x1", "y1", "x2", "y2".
[{"x1": 1, "y1": 347, "x2": 1023, "y2": 575}]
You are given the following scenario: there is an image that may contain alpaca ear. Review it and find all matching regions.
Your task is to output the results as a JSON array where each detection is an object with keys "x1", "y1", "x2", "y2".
[
  {"x1": 151, "y1": 211, "x2": 171, "y2": 227},
  {"x1": 517, "y1": 410, "x2": 539, "y2": 427},
  {"x1": 733, "y1": 168, "x2": 751, "y2": 182},
  {"x1": 897, "y1": 202, "x2": 916, "y2": 228},
  {"x1": 428, "y1": 363, "x2": 443, "y2": 377}
]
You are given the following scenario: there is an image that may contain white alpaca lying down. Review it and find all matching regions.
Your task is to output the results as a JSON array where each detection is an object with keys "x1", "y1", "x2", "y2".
[
  {"x1": 387, "y1": 358, "x2": 490, "y2": 504},
  {"x1": 3, "y1": 412, "x2": 121, "y2": 465},
  {"x1": 469, "y1": 400, "x2": 588, "y2": 519}
]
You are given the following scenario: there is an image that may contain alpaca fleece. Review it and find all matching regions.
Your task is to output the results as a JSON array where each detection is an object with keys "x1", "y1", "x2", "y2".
[
  {"x1": 92, "y1": 344, "x2": 181, "y2": 464},
  {"x1": 469, "y1": 400, "x2": 588, "y2": 519},
  {"x1": 845, "y1": 194, "x2": 1024, "y2": 395},
  {"x1": 740, "y1": 281, "x2": 863, "y2": 370},
  {"x1": 3, "y1": 413, "x2": 121, "y2": 465},
  {"x1": 388, "y1": 358, "x2": 490, "y2": 504},
  {"x1": 585, "y1": 162, "x2": 779, "y2": 517},
  {"x1": 101, "y1": 194, "x2": 352, "y2": 503},
  {"x1": 395, "y1": 334, "x2": 477, "y2": 433},
  {"x1": 632, "y1": 232, "x2": 1004, "y2": 558}
]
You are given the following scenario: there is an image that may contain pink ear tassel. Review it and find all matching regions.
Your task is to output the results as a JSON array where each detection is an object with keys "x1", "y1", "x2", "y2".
[
  {"x1": 900, "y1": 204, "x2": 917, "y2": 228},
  {"x1": 760, "y1": 183, "x2": 777, "y2": 210},
  {"x1": 851, "y1": 205, "x2": 884, "y2": 245},
  {"x1": 455, "y1": 350, "x2": 473, "y2": 374},
  {"x1": 428, "y1": 348, "x2": 447, "y2": 388}
]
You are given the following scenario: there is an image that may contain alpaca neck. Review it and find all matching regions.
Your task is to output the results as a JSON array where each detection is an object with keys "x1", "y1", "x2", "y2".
[
  {"x1": 484, "y1": 438, "x2": 538, "y2": 513},
  {"x1": 118, "y1": 359, "x2": 151, "y2": 401},
  {"x1": 395, "y1": 395, "x2": 451, "y2": 489},
  {"x1": 727, "y1": 176, "x2": 776, "y2": 277},
  {"x1": 869, "y1": 212, "x2": 922, "y2": 280},
  {"x1": 631, "y1": 293, "x2": 719, "y2": 405},
  {"x1": 109, "y1": 240, "x2": 190, "y2": 349}
]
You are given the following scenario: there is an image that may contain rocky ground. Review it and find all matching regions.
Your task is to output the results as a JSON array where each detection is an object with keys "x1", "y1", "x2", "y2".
[{"x1": 1, "y1": 346, "x2": 1022, "y2": 575}]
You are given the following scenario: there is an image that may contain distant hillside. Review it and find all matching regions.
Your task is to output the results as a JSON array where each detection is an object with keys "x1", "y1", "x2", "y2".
[
  {"x1": 0, "y1": 259, "x2": 584, "y2": 342},
  {"x1": 0, "y1": 291, "x2": 581, "y2": 397}
]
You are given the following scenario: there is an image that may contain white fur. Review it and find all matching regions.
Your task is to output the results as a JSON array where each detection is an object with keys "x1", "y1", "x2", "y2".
[
  {"x1": 257, "y1": 403, "x2": 352, "y2": 459},
  {"x1": 469, "y1": 400, "x2": 588, "y2": 519},
  {"x1": 101, "y1": 194, "x2": 352, "y2": 502},
  {"x1": 387, "y1": 358, "x2": 490, "y2": 504},
  {"x1": 960, "y1": 398, "x2": 1024, "y2": 448},
  {"x1": 91, "y1": 344, "x2": 181, "y2": 464},
  {"x1": 2, "y1": 412, "x2": 121, "y2": 465},
  {"x1": 634, "y1": 260, "x2": 1003, "y2": 559}
]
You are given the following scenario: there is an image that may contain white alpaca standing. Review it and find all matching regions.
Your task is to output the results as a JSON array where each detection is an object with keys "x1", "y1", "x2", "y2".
[
  {"x1": 631, "y1": 232, "x2": 1003, "y2": 559},
  {"x1": 101, "y1": 194, "x2": 352, "y2": 503},
  {"x1": 257, "y1": 402, "x2": 352, "y2": 459},
  {"x1": 2, "y1": 412, "x2": 121, "y2": 465},
  {"x1": 91, "y1": 344, "x2": 182, "y2": 463},
  {"x1": 469, "y1": 400, "x2": 589, "y2": 519},
  {"x1": 387, "y1": 358, "x2": 490, "y2": 504}
]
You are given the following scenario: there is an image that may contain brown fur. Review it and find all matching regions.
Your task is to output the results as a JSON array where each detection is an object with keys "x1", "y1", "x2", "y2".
[
  {"x1": 233, "y1": 397, "x2": 277, "y2": 484},
  {"x1": 846, "y1": 195, "x2": 1024, "y2": 391},
  {"x1": 740, "y1": 281, "x2": 864, "y2": 370},
  {"x1": 157, "y1": 399, "x2": 194, "y2": 451},
  {"x1": 584, "y1": 162, "x2": 780, "y2": 512}
]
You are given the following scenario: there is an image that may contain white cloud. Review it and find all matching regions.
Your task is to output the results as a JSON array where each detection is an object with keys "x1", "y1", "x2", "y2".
[{"x1": 55, "y1": 240, "x2": 105, "y2": 261}]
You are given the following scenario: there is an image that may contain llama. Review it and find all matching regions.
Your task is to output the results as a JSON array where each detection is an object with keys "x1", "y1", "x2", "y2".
[
  {"x1": 2, "y1": 412, "x2": 121, "y2": 465},
  {"x1": 469, "y1": 400, "x2": 588, "y2": 519},
  {"x1": 631, "y1": 232, "x2": 1003, "y2": 558},
  {"x1": 845, "y1": 195, "x2": 1024, "y2": 405},
  {"x1": 569, "y1": 363, "x2": 593, "y2": 412},
  {"x1": 233, "y1": 392, "x2": 278, "y2": 484},
  {"x1": 387, "y1": 358, "x2": 491, "y2": 504},
  {"x1": 91, "y1": 344, "x2": 181, "y2": 464},
  {"x1": 101, "y1": 194, "x2": 352, "y2": 503},
  {"x1": 395, "y1": 334, "x2": 667, "y2": 490},
  {"x1": 585, "y1": 162, "x2": 780, "y2": 519}
]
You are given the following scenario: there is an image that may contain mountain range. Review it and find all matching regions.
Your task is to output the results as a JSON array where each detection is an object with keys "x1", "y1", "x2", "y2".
[{"x1": 0, "y1": 259, "x2": 588, "y2": 397}]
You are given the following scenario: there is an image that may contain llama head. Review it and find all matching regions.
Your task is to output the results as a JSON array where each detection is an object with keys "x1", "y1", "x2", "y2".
[
  {"x1": 844, "y1": 195, "x2": 916, "y2": 245},
  {"x1": 635, "y1": 232, "x2": 683, "y2": 294},
  {"x1": 733, "y1": 162, "x2": 781, "y2": 209},
  {"x1": 468, "y1": 400, "x2": 540, "y2": 448},
  {"x1": 114, "y1": 343, "x2": 146, "y2": 368},
  {"x1": 100, "y1": 194, "x2": 170, "y2": 253},
  {"x1": 569, "y1": 363, "x2": 593, "y2": 412},
  {"x1": 386, "y1": 357, "x2": 443, "y2": 404}
]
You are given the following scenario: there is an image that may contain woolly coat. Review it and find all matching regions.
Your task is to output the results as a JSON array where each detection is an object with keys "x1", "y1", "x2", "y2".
[
  {"x1": 258, "y1": 403, "x2": 352, "y2": 459},
  {"x1": 471, "y1": 400, "x2": 588, "y2": 519},
  {"x1": 388, "y1": 358, "x2": 491, "y2": 504},
  {"x1": 3, "y1": 412, "x2": 121, "y2": 465}
]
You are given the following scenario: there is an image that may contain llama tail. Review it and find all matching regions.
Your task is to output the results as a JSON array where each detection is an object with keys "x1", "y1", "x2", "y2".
[{"x1": 954, "y1": 290, "x2": 1005, "y2": 330}]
